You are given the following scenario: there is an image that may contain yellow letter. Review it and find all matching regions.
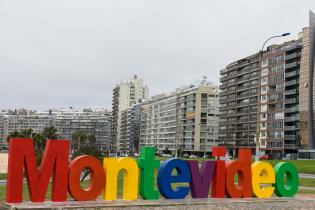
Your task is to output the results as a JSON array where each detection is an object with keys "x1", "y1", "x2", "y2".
[
  {"x1": 251, "y1": 161, "x2": 275, "y2": 198},
  {"x1": 103, "y1": 157, "x2": 139, "y2": 200}
]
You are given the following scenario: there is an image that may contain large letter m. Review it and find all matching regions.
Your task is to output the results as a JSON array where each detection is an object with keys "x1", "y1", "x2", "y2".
[{"x1": 6, "y1": 138, "x2": 69, "y2": 203}]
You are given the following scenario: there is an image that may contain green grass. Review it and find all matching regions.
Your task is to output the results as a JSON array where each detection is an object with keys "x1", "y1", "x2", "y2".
[
  {"x1": 298, "y1": 188, "x2": 315, "y2": 194},
  {"x1": 267, "y1": 160, "x2": 315, "y2": 174},
  {"x1": 0, "y1": 174, "x2": 7, "y2": 180},
  {"x1": 299, "y1": 178, "x2": 315, "y2": 187}
]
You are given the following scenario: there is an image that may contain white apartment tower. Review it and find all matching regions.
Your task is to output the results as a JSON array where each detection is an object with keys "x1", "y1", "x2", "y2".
[
  {"x1": 111, "y1": 75, "x2": 149, "y2": 153},
  {"x1": 139, "y1": 78, "x2": 220, "y2": 155}
]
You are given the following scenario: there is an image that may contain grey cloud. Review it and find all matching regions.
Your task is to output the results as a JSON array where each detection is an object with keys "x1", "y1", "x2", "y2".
[{"x1": 0, "y1": 0, "x2": 313, "y2": 109}]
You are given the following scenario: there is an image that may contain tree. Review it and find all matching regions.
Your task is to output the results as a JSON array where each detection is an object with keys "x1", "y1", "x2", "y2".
[
  {"x1": 71, "y1": 131, "x2": 101, "y2": 159},
  {"x1": 7, "y1": 126, "x2": 58, "y2": 164},
  {"x1": 42, "y1": 126, "x2": 58, "y2": 140},
  {"x1": 71, "y1": 131, "x2": 102, "y2": 181}
]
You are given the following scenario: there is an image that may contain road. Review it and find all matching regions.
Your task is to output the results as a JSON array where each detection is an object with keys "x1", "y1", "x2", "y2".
[{"x1": 299, "y1": 173, "x2": 315, "y2": 179}]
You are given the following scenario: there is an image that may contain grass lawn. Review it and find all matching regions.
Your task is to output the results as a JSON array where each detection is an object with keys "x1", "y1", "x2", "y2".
[
  {"x1": 0, "y1": 174, "x2": 6, "y2": 180},
  {"x1": 299, "y1": 178, "x2": 315, "y2": 187},
  {"x1": 266, "y1": 160, "x2": 315, "y2": 174},
  {"x1": 298, "y1": 188, "x2": 315, "y2": 194}
]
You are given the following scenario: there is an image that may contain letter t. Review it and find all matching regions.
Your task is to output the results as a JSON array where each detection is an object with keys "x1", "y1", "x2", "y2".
[{"x1": 137, "y1": 147, "x2": 160, "y2": 200}]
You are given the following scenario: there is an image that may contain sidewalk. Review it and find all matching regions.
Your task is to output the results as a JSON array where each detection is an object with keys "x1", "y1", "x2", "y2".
[{"x1": 3, "y1": 197, "x2": 315, "y2": 210}]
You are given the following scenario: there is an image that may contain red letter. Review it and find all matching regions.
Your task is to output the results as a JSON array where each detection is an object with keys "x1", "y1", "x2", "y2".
[
  {"x1": 6, "y1": 138, "x2": 69, "y2": 203},
  {"x1": 225, "y1": 149, "x2": 252, "y2": 198},
  {"x1": 68, "y1": 155, "x2": 105, "y2": 201},
  {"x1": 211, "y1": 147, "x2": 226, "y2": 198}
]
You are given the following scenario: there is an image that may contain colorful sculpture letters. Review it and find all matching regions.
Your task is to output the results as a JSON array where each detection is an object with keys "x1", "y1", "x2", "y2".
[{"x1": 5, "y1": 138, "x2": 299, "y2": 203}]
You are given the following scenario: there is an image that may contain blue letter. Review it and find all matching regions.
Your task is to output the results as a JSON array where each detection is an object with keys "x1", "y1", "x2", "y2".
[{"x1": 157, "y1": 158, "x2": 191, "y2": 199}]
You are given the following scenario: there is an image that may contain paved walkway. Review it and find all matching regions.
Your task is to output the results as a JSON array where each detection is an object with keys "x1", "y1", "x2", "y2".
[
  {"x1": 3, "y1": 197, "x2": 315, "y2": 210},
  {"x1": 299, "y1": 173, "x2": 315, "y2": 179}
]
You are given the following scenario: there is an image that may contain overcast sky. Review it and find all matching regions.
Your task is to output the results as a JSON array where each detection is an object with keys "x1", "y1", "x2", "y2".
[{"x1": 0, "y1": 0, "x2": 314, "y2": 110}]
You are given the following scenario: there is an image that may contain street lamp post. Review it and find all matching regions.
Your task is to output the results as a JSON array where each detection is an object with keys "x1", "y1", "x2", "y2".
[{"x1": 255, "y1": 33, "x2": 290, "y2": 161}]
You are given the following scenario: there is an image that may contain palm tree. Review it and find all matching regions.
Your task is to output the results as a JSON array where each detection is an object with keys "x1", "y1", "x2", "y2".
[{"x1": 42, "y1": 126, "x2": 58, "y2": 139}]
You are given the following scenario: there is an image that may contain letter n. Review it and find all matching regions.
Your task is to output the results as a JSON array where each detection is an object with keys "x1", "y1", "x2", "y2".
[{"x1": 6, "y1": 138, "x2": 69, "y2": 203}]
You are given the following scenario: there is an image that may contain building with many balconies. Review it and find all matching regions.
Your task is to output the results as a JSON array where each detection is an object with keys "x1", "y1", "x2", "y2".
[{"x1": 140, "y1": 78, "x2": 220, "y2": 155}]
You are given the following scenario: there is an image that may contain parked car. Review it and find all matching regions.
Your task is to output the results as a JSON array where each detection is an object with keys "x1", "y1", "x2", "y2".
[
  {"x1": 259, "y1": 155, "x2": 271, "y2": 160},
  {"x1": 189, "y1": 154, "x2": 198, "y2": 159},
  {"x1": 183, "y1": 153, "x2": 190, "y2": 158},
  {"x1": 162, "y1": 154, "x2": 172, "y2": 158}
]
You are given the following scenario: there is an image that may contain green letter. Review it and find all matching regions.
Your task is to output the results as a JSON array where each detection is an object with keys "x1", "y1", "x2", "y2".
[
  {"x1": 137, "y1": 147, "x2": 160, "y2": 200},
  {"x1": 273, "y1": 162, "x2": 299, "y2": 197}
]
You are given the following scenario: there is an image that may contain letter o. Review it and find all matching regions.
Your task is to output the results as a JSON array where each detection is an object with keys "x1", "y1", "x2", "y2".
[
  {"x1": 274, "y1": 162, "x2": 299, "y2": 197},
  {"x1": 68, "y1": 155, "x2": 105, "y2": 201}
]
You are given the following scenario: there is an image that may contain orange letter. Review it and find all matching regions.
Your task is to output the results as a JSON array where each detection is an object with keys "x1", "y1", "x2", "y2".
[
  {"x1": 225, "y1": 149, "x2": 252, "y2": 198},
  {"x1": 68, "y1": 155, "x2": 105, "y2": 201}
]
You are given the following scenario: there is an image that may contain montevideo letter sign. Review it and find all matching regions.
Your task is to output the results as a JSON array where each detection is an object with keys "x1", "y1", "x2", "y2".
[{"x1": 5, "y1": 138, "x2": 299, "y2": 203}]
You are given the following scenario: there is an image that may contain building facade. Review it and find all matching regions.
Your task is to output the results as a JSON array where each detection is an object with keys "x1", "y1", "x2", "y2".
[
  {"x1": 219, "y1": 53, "x2": 260, "y2": 153},
  {"x1": 0, "y1": 108, "x2": 112, "y2": 151},
  {"x1": 299, "y1": 11, "x2": 315, "y2": 150},
  {"x1": 140, "y1": 79, "x2": 220, "y2": 154},
  {"x1": 119, "y1": 104, "x2": 141, "y2": 155},
  {"x1": 55, "y1": 108, "x2": 112, "y2": 151},
  {"x1": 219, "y1": 11, "x2": 315, "y2": 156},
  {"x1": 111, "y1": 75, "x2": 149, "y2": 153},
  {"x1": 258, "y1": 41, "x2": 302, "y2": 157}
]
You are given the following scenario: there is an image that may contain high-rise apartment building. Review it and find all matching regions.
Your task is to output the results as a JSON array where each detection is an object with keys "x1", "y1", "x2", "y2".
[
  {"x1": 219, "y1": 54, "x2": 260, "y2": 153},
  {"x1": 119, "y1": 104, "x2": 141, "y2": 155},
  {"x1": 259, "y1": 41, "x2": 302, "y2": 157},
  {"x1": 219, "y1": 11, "x2": 315, "y2": 156},
  {"x1": 299, "y1": 11, "x2": 315, "y2": 150},
  {"x1": 111, "y1": 75, "x2": 149, "y2": 153},
  {"x1": 139, "y1": 79, "x2": 220, "y2": 154}
]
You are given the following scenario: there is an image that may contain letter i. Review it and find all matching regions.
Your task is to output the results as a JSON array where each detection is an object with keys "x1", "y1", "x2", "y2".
[{"x1": 211, "y1": 147, "x2": 226, "y2": 198}]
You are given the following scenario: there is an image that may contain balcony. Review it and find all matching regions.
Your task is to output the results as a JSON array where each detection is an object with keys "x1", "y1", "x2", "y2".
[
  {"x1": 285, "y1": 52, "x2": 301, "y2": 61},
  {"x1": 220, "y1": 76, "x2": 228, "y2": 82},
  {"x1": 285, "y1": 98, "x2": 298, "y2": 104},
  {"x1": 220, "y1": 69, "x2": 227, "y2": 75},
  {"x1": 285, "y1": 71, "x2": 298, "y2": 78},
  {"x1": 285, "y1": 107, "x2": 299, "y2": 113},
  {"x1": 237, "y1": 85, "x2": 250, "y2": 91},
  {"x1": 285, "y1": 126, "x2": 299, "y2": 131},
  {"x1": 284, "y1": 144, "x2": 297, "y2": 149},
  {"x1": 285, "y1": 89, "x2": 297, "y2": 95},
  {"x1": 284, "y1": 135, "x2": 297, "y2": 140},
  {"x1": 237, "y1": 76, "x2": 250, "y2": 83},
  {"x1": 285, "y1": 61, "x2": 300, "y2": 69},
  {"x1": 285, "y1": 116, "x2": 299, "y2": 122},
  {"x1": 285, "y1": 80, "x2": 298, "y2": 86}
]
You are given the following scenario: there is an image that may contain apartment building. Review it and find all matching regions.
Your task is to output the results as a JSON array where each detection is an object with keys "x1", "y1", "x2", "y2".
[
  {"x1": 299, "y1": 11, "x2": 315, "y2": 150},
  {"x1": 219, "y1": 11, "x2": 315, "y2": 156},
  {"x1": 0, "y1": 108, "x2": 112, "y2": 151},
  {"x1": 219, "y1": 53, "x2": 260, "y2": 153},
  {"x1": 119, "y1": 104, "x2": 141, "y2": 155},
  {"x1": 111, "y1": 75, "x2": 149, "y2": 153},
  {"x1": 259, "y1": 41, "x2": 302, "y2": 157},
  {"x1": 139, "y1": 79, "x2": 220, "y2": 155},
  {"x1": 55, "y1": 108, "x2": 112, "y2": 151}
]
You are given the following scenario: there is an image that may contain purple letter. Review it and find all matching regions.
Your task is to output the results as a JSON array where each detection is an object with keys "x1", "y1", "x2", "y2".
[{"x1": 187, "y1": 160, "x2": 216, "y2": 198}]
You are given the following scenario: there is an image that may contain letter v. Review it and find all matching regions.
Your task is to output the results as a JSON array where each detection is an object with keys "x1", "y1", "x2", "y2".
[{"x1": 187, "y1": 160, "x2": 216, "y2": 198}]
